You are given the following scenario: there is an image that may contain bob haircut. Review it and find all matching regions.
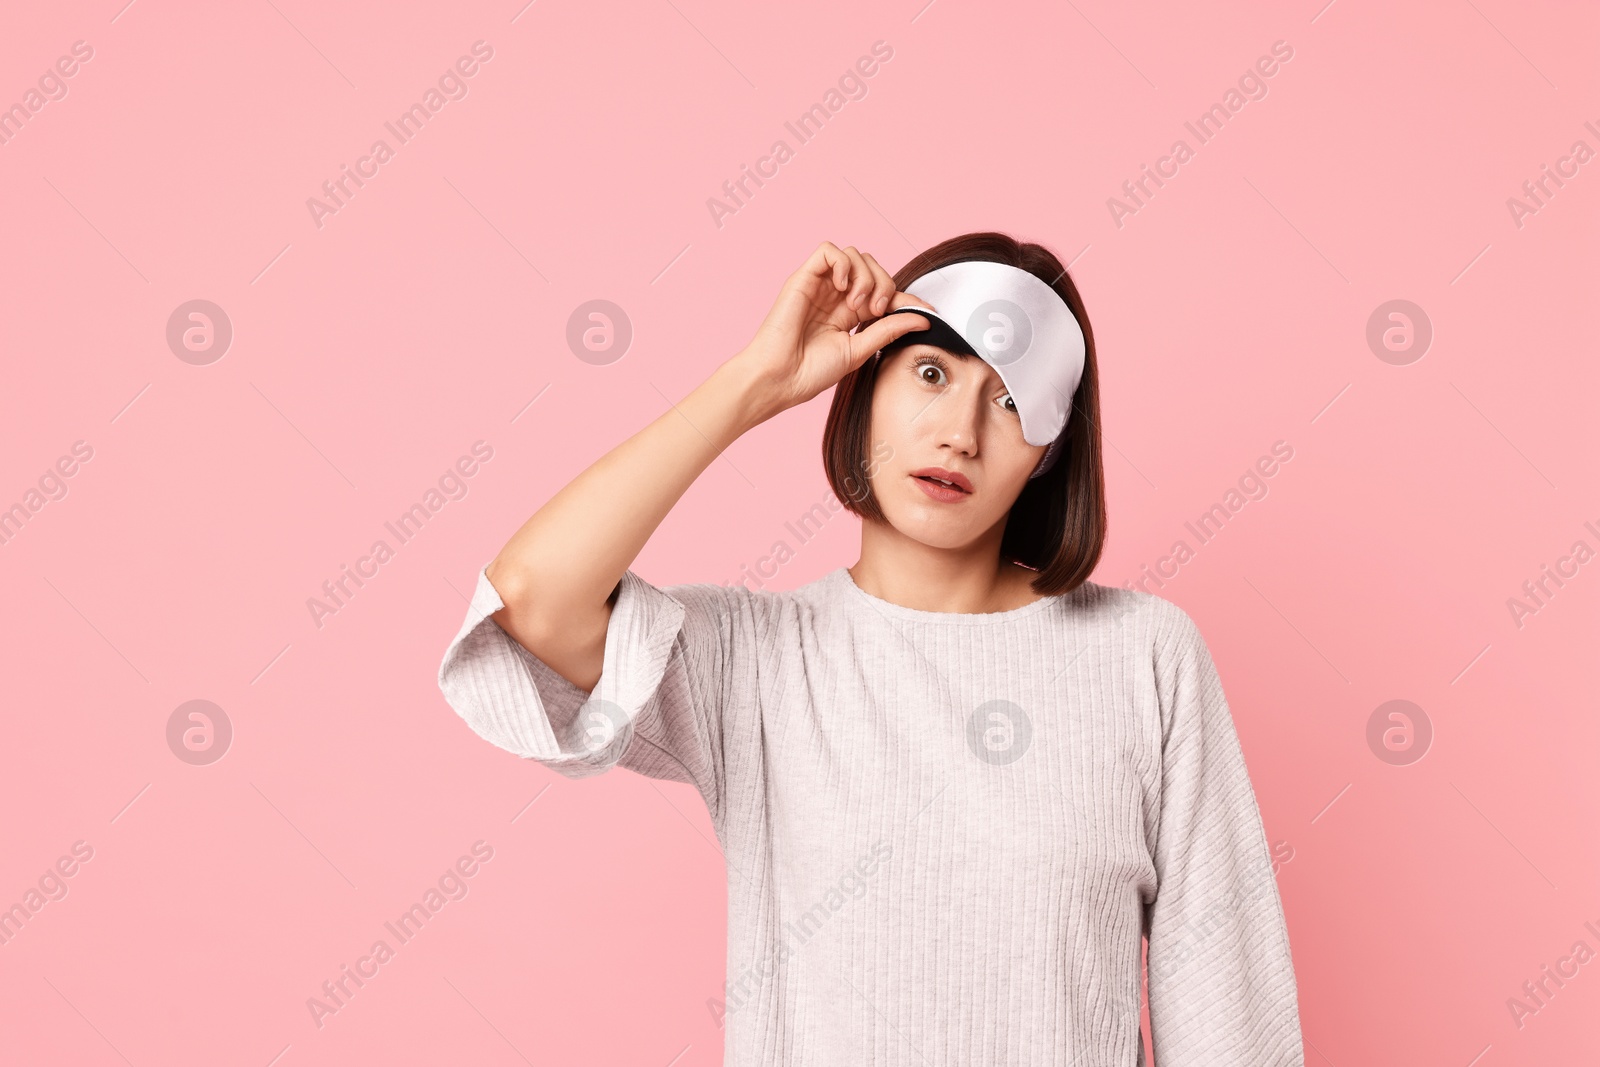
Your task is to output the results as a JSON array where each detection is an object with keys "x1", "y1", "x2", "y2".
[{"x1": 821, "y1": 231, "x2": 1106, "y2": 598}]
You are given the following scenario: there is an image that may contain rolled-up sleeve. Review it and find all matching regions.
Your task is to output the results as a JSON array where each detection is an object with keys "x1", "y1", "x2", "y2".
[
  {"x1": 1143, "y1": 604, "x2": 1305, "y2": 1065},
  {"x1": 437, "y1": 563, "x2": 752, "y2": 818}
]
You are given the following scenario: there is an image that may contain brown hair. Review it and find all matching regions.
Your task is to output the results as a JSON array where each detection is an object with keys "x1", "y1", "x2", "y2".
[{"x1": 821, "y1": 231, "x2": 1107, "y2": 597}]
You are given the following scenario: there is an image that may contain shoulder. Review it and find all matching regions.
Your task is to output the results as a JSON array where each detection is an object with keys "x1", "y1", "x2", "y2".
[
  {"x1": 1144, "y1": 590, "x2": 1207, "y2": 650},
  {"x1": 1059, "y1": 580, "x2": 1214, "y2": 665},
  {"x1": 1116, "y1": 592, "x2": 1232, "y2": 731},
  {"x1": 1058, "y1": 578, "x2": 1182, "y2": 631}
]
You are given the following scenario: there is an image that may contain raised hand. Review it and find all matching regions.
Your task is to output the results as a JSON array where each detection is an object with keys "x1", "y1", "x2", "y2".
[{"x1": 734, "y1": 241, "x2": 935, "y2": 421}]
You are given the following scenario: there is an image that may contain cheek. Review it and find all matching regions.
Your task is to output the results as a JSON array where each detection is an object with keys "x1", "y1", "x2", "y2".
[
  {"x1": 990, "y1": 415, "x2": 1043, "y2": 475},
  {"x1": 996, "y1": 438, "x2": 1040, "y2": 480},
  {"x1": 867, "y1": 380, "x2": 920, "y2": 453},
  {"x1": 871, "y1": 375, "x2": 919, "y2": 424}
]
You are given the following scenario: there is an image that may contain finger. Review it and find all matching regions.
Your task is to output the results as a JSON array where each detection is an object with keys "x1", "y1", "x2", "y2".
[
  {"x1": 887, "y1": 290, "x2": 936, "y2": 313},
  {"x1": 833, "y1": 248, "x2": 853, "y2": 293},
  {"x1": 849, "y1": 310, "x2": 930, "y2": 364},
  {"x1": 794, "y1": 241, "x2": 849, "y2": 294},
  {"x1": 860, "y1": 252, "x2": 896, "y2": 315},
  {"x1": 839, "y1": 246, "x2": 875, "y2": 313}
]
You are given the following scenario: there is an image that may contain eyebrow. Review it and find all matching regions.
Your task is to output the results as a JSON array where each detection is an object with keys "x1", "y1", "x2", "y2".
[{"x1": 894, "y1": 343, "x2": 975, "y2": 360}]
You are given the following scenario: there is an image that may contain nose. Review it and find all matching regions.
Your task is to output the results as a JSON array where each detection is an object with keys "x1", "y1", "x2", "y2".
[{"x1": 930, "y1": 387, "x2": 983, "y2": 457}]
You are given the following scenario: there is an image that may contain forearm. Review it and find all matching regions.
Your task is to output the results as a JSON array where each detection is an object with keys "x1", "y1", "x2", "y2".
[{"x1": 485, "y1": 355, "x2": 774, "y2": 685}]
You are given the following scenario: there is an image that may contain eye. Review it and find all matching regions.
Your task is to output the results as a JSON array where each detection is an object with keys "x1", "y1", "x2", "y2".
[
  {"x1": 998, "y1": 393, "x2": 1019, "y2": 415},
  {"x1": 911, "y1": 354, "x2": 949, "y2": 386}
]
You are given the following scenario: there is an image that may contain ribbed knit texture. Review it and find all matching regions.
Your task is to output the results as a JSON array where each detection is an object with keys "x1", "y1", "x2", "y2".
[{"x1": 437, "y1": 563, "x2": 1305, "y2": 1066}]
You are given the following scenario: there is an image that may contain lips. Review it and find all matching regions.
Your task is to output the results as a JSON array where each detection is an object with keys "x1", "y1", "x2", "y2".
[{"x1": 909, "y1": 467, "x2": 973, "y2": 494}]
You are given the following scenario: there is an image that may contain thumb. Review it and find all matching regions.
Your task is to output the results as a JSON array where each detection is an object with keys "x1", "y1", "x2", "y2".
[{"x1": 849, "y1": 310, "x2": 932, "y2": 365}]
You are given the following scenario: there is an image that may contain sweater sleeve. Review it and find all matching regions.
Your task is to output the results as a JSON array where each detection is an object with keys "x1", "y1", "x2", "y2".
[
  {"x1": 1142, "y1": 604, "x2": 1305, "y2": 1066},
  {"x1": 436, "y1": 563, "x2": 751, "y2": 819}
]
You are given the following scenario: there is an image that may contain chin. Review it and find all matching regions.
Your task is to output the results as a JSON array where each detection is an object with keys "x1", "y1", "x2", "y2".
[{"x1": 883, "y1": 506, "x2": 985, "y2": 549}]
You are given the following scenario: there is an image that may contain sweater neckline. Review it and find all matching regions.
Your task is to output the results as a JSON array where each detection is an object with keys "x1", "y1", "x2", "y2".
[{"x1": 832, "y1": 566, "x2": 1062, "y2": 625}]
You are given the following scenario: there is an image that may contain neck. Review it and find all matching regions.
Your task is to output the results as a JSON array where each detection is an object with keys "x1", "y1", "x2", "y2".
[{"x1": 849, "y1": 521, "x2": 1039, "y2": 613}]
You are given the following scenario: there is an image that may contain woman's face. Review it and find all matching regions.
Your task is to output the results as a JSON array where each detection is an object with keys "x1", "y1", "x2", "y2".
[{"x1": 866, "y1": 342, "x2": 1048, "y2": 549}]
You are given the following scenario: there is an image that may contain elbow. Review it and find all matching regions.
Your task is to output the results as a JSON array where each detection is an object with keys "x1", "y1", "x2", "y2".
[
  {"x1": 483, "y1": 561, "x2": 609, "y2": 685},
  {"x1": 478, "y1": 559, "x2": 538, "y2": 632},
  {"x1": 487, "y1": 556, "x2": 618, "y2": 628},
  {"x1": 484, "y1": 556, "x2": 532, "y2": 607},
  {"x1": 485, "y1": 563, "x2": 559, "y2": 648}
]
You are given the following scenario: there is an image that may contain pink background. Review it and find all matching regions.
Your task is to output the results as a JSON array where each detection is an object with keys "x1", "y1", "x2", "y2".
[{"x1": 3, "y1": 0, "x2": 1597, "y2": 1063}]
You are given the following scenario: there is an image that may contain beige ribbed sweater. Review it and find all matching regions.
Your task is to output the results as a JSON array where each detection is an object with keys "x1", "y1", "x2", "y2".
[{"x1": 437, "y1": 563, "x2": 1305, "y2": 1066}]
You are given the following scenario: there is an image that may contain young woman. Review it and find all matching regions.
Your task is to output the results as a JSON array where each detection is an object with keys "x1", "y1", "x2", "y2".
[{"x1": 438, "y1": 233, "x2": 1305, "y2": 1066}]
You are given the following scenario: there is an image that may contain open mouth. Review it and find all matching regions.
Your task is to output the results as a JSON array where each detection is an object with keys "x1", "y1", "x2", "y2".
[{"x1": 910, "y1": 469, "x2": 973, "y2": 501}]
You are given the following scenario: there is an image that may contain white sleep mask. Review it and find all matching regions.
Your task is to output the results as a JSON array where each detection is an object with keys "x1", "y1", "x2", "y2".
[{"x1": 875, "y1": 260, "x2": 1085, "y2": 479}]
